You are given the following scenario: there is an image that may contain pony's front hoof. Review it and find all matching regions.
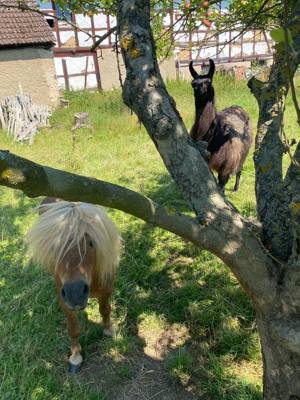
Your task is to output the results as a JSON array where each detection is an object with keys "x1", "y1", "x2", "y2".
[
  {"x1": 103, "y1": 325, "x2": 115, "y2": 337},
  {"x1": 68, "y1": 353, "x2": 83, "y2": 374},
  {"x1": 68, "y1": 362, "x2": 82, "y2": 374}
]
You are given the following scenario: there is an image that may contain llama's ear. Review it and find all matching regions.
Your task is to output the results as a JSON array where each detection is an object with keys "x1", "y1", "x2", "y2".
[
  {"x1": 189, "y1": 61, "x2": 199, "y2": 79},
  {"x1": 208, "y1": 59, "x2": 215, "y2": 79}
]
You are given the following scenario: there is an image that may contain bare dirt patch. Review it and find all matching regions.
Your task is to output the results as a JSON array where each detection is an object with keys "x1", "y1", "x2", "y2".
[
  {"x1": 138, "y1": 322, "x2": 190, "y2": 360},
  {"x1": 79, "y1": 323, "x2": 197, "y2": 400},
  {"x1": 81, "y1": 351, "x2": 198, "y2": 400}
]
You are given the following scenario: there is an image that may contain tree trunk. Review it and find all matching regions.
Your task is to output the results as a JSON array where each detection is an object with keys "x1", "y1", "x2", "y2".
[
  {"x1": 0, "y1": 0, "x2": 300, "y2": 398},
  {"x1": 248, "y1": 53, "x2": 293, "y2": 261},
  {"x1": 116, "y1": 1, "x2": 300, "y2": 398},
  {"x1": 257, "y1": 316, "x2": 300, "y2": 400}
]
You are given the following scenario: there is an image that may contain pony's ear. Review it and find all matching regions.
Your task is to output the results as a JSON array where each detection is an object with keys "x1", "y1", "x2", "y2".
[
  {"x1": 208, "y1": 59, "x2": 215, "y2": 79},
  {"x1": 189, "y1": 61, "x2": 199, "y2": 79}
]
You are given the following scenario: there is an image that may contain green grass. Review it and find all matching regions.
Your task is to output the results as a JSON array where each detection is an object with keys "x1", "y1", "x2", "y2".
[{"x1": 0, "y1": 75, "x2": 299, "y2": 400}]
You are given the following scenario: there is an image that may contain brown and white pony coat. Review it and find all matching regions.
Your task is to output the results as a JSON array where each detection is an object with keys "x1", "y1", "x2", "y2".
[
  {"x1": 26, "y1": 198, "x2": 122, "y2": 373},
  {"x1": 190, "y1": 59, "x2": 252, "y2": 191}
]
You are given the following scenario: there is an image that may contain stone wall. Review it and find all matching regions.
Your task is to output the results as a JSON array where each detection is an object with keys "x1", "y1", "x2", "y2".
[
  {"x1": 0, "y1": 47, "x2": 59, "y2": 108},
  {"x1": 97, "y1": 48, "x2": 176, "y2": 90}
]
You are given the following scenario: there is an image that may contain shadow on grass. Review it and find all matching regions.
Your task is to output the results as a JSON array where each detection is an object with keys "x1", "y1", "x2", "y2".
[
  {"x1": 0, "y1": 191, "x2": 94, "y2": 399},
  {"x1": 79, "y1": 174, "x2": 262, "y2": 399},
  {"x1": 0, "y1": 183, "x2": 262, "y2": 400}
]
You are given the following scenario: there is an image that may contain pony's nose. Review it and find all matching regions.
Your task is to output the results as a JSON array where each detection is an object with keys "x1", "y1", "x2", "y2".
[{"x1": 61, "y1": 280, "x2": 89, "y2": 310}]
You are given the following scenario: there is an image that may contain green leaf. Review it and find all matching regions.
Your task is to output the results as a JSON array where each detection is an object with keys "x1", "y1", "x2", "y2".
[
  {"x1": 270, "y1": 27, "x2": 293, "y2": 45},
  {"x1": 270, "y1": 28, "x2": 285, "y2": 43}
]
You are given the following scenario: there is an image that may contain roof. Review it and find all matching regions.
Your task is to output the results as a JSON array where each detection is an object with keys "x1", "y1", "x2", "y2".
[{"x1": 0, "y1": 0, "x2": 55, "y2": 48}]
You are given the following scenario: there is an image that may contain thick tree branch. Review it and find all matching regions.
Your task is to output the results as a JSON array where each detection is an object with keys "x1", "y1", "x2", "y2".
[
  {"x1": 118, "y1": 0, "x2": 223, "y2": 221},
  {"x1": 252, "y1": 52, "x2": 291, "y2": 260},
  {"x1": 248, "y1": 76, "x2": 265, "y2": 102},
  {"x1": 0, "y1": 150, "x2": 204, "y2": 244},
  {"x1": 283, "y1": 0, "x2": 300, "y2": 126},
  {"x1": 284, "y1": 144, "x2": 300, "y2": 256},
  {"x1": 116, "y1": 0, "x2": 279, "y2": 309},
  {"x1": 0, "y1": 149, "x2": 277, "y2": 310},
  {"x1": 0, "y1": 0, "x2": 282, "y2": 309},
  {"x1": 270, "y1": 318, "x2": 300, "y2": 356},
  {"x1": 248, "y1": 1, "x2": 300, "y2": 260}
]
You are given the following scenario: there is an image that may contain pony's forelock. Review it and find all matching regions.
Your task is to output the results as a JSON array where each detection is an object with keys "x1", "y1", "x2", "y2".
[{"x1": 26, "y1": 201, "x2": 122, "y2": 283}]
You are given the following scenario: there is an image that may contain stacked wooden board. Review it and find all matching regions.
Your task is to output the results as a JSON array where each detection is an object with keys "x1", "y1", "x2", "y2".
[{"x1": 0, "y1": 94, "x2": 51, "y2": 144}]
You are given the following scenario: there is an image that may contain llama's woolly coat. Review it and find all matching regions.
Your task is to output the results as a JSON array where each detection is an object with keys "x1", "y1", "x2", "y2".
[
  {"x1": 189, "y1": 60, "x2": 252, "y2": 187},
  {"x1": 206, "y1": 106, "x2": 251, "y2": 178}
]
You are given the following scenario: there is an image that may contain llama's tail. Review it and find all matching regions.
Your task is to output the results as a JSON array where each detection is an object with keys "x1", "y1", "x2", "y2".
[{"x1": 235, "y1": 116, "x2": 253, "y2": 173}]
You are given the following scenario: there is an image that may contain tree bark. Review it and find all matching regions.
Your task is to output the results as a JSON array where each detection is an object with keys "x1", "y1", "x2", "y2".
[
  {"x1": 257, "y1": 316, "x2": 300, "y2": 400},
  {"x1": 0, "y1": 150, "x2": 277, "y2": 308},
  {"x1": 1, "y1": 0, "x2": 300, "y2": 397},
  {"x1": 248, "y1": 1, "x2": 300, "y2": 262},
  {"x1": 116, "y1": 0, "x2": 300, "y2": 398},
  {"x1": 248, "y1": 53, "x2": 291, "y2": 260}
]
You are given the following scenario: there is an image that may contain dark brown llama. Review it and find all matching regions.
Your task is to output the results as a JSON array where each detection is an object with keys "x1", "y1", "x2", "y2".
[{"x1": 190, "y1": 59, "x2": 252, "y2": 191}]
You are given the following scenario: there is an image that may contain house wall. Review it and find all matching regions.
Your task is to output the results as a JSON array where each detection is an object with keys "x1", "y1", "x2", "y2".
[
  {"x1": 177, "y1": 60, "x2": 251, "y2": 80},
  {"x1": 97, "y1": 48, "x2": 177, "y2": 90},
  {"x1": 0, "y1": 47, "x2": 59, "y2": 107}
]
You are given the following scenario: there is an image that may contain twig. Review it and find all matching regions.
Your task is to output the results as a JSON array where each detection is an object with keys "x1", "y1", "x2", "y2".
[
  {"x1": 216, "y1": 0, "x2": 274, "y2": 55},
  {"x1": 156, "y1": 9, "x2": 188, "y2": 42},
  {"x1": 91, "y1": 26, "x2": 117, "y2": 51},
  {"x1": 155, "y1": 0, "x2": 221, "y2": 43},
  {"x1": 282, "y1": 127, "x2": 299, "y2": 167},
  {"x1": 114, "y1": 33, "x2": 124, "y2": 89}
]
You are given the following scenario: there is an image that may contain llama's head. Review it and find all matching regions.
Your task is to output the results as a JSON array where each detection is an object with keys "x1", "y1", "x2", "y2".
[{"x1": 189, "y1": 59, "x2": 215, "y2": 102}]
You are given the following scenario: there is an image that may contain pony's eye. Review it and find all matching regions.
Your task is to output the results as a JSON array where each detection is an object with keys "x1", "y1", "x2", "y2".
[{"x1": 89, "y1": 240, "x2": 94, "y2": 248}]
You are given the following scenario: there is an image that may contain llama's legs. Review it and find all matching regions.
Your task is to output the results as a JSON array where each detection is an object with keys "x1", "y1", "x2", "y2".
[
  {"x1": 98, "y1": 290, "x2": 114, "y2": 336},
  {"x1": 234, "y1": 171, "x2": 242, "y2": 192},
  {"x1": 218, "y1": 173, "x2": 230, "y2": 191},
  {"x1": 60, "y1": 301, "x2": 82, "y2": 373}
]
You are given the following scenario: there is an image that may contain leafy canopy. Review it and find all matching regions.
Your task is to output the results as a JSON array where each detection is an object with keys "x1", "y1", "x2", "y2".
[{"x1": 46, "y1": 0, "x2": 289, "y2": 57}]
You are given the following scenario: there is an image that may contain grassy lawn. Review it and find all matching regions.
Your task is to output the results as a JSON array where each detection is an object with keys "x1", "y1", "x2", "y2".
[{"x1": 0, "y1": 75, "x2": 298, "y2": 400}]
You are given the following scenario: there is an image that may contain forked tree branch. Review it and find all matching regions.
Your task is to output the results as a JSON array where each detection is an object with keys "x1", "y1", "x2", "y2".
[
  {"x1": 248, "y1": 0, "x2": 300, "y2": 260},
  {"x1": 0, "y1": 0, "x2": 281, "y2": 308},
  {"x1": 0, "y1": 149, "x2": 277, "y2": 309},
  {"x1": 0, "y1": 150, "x2": 205, "y2": 245},
  {"x1": 283, "y1": 0, "x2": 300, "y2": 126},
  {"x1": 116, "y1": 0, "x2": 279, "y2": 308}
]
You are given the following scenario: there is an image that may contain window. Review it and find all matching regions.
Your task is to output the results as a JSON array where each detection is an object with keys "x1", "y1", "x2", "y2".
[{"x1": 46, "y1": 17, "x2": 55, "y2": 28}]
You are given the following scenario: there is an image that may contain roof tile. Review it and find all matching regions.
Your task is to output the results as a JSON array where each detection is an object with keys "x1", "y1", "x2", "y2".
[{"x1": 0, "y1": 0, "x2": 55, "y2": 47}]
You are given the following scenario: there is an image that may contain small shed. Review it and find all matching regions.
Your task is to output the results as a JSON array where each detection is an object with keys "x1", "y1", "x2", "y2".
[{"x1": 0, "y1": 0, "x2": 59, "y2": 107}]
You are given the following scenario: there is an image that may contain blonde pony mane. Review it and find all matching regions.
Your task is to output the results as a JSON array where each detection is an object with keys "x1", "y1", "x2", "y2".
[{"x1": 26, "y1": 201, "x2": 122, "y2": 282}]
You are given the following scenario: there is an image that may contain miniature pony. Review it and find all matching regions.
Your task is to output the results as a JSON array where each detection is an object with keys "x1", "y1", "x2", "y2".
[{"x1": 26, "y1": 197, "x2": 122, "y2": 373}]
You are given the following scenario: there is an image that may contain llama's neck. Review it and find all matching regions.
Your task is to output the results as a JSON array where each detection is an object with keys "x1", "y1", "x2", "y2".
[{"x1": 192, "y1": 99, "x2": 217, "y2": 141}]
